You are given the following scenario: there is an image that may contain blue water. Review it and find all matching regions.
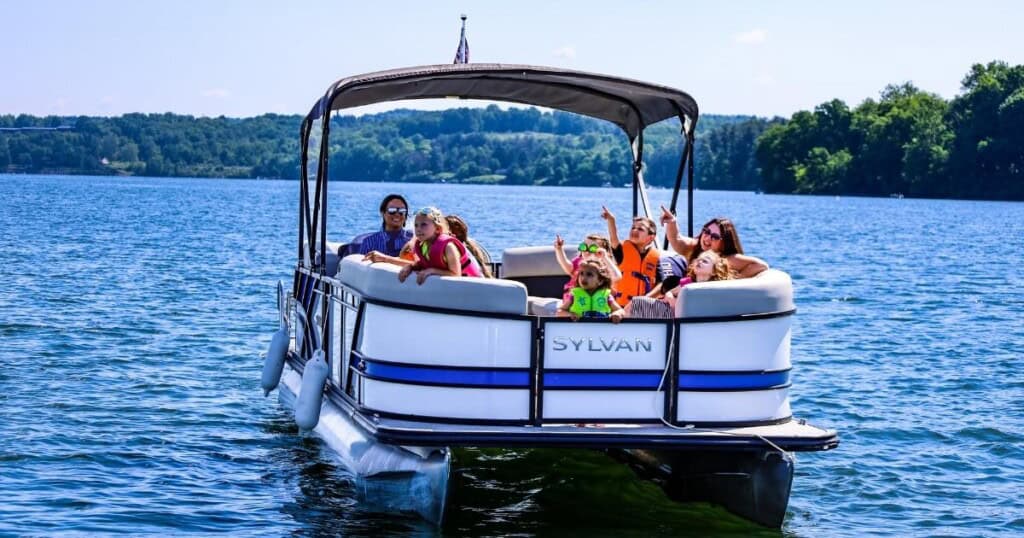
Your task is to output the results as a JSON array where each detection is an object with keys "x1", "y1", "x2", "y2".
[{"x1": 1, "y1": 174, "x2": 1022, "y2": 536}]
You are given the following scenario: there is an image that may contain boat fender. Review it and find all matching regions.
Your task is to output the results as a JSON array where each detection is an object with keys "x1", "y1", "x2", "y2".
[
  {"x1": 295, "y1": 350, "x2": 329, "y2": 430},
  {"x1": 260, "y1": 327, "x2": 289, "y2": 396}
]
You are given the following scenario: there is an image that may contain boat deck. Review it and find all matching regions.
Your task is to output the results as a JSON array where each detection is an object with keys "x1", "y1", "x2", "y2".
[{"x1": 344, "y1": 404, "x2": 839, "y2": 452}]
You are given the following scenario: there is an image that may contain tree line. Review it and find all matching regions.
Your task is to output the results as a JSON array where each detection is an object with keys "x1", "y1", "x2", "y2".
[
  {"x1": 2, "y1": 60, "x2": 1020, "y2": 200},
  {"x1": 0, "y1": 105, "x2": 762, "y2": 190},
  {"x1": 757, "y1": 61, "x2": 1023, "y2": 200}
]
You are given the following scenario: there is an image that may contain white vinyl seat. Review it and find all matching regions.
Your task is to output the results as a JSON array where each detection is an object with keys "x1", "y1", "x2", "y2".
[{"x1": 336, "y1": 255, "x2": 528, "y2": 315}]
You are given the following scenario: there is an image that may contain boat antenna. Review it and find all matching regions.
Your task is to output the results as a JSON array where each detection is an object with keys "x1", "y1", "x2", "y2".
[{"x1": 453, "y1": 14, "x2": 470, "y2": 64}]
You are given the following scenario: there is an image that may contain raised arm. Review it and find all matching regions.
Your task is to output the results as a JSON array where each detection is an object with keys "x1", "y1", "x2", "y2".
[
  {"x1": 601, "y1": 206, "x2": 621, "y2": 249},
  {"x1": 553, "y1": 235, "x2": 574, "y2": 276},
  {"x1": 660, "y1": 205, "x2": 698, "y2": 257}
]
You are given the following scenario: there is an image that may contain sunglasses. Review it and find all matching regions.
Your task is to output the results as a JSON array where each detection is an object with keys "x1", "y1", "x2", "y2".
[
  {"x1": 702, "y1": 228, "x2": 722, "y2": 241},
  {"x1": 385, "y1": 207, "x2": 408, "y2": 215},
  {"x1": 578, "y1": 243, "x2": 601, "y2": 254}
]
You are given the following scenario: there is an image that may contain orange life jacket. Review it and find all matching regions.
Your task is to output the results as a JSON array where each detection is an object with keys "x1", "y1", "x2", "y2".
[{"x1": 613, "y1": 241, "x2": 659, "y2": 306}]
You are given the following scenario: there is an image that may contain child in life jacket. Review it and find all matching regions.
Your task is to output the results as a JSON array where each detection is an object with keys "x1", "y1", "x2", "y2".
[
  {"x1": 553, "y1": 233, "x2": 622, "y2": 303},
  {"x1": 600, "y1": 205, "x2": 660, "y2": 307},
  {"x1": 556, "y1": 258, "x2": 625, "y2": 323},
  {"x1": 397, "y1": 206, "x2": 483, "y2": 285}
]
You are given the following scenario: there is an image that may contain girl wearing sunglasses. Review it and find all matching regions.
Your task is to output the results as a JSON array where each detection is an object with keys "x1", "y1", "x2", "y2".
[
  {"x1": 658, "y1": 206, "x2": 769, "y2": 279},
  {"x1": 553, "y1": 233, "x2": 622, "y2": 308}
]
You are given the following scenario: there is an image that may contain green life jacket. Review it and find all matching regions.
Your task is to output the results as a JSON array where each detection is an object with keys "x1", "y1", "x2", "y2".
[{"x1": 569, "y1": 287, "x2": 612, "y2": 316}]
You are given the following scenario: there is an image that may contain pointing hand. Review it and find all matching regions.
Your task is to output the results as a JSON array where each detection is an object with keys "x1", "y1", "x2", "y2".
[{"x1": 659, "y1": 205, "x2": 676, "y2": 225}]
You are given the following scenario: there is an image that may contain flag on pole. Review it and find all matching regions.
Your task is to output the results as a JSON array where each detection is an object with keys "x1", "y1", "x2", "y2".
[{"x1": 453, "y1": 15, "x2": 469, "y2": 64}]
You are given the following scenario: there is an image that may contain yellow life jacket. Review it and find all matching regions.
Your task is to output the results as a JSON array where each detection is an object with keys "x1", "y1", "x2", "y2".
[{"x1": 569, "y1": 287, "x2": 613, "y2": 317}]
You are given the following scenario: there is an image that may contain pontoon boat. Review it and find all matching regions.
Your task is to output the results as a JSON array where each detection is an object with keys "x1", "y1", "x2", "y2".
[{"x1": 261, "y1": 64, "x2": 839, "y2": 528}]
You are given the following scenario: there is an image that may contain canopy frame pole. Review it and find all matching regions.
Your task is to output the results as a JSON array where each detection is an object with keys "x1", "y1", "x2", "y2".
[
  {"x1": 664, "y1": 125, "x2": 691, "y2": 250},
  {"x1": 307, "y1": 97, "x2": 330, "y2": 273},
  {"x1": 318, "y1": 114, "x2": 330, "y2": 274},
  {"x1": 298, "y1": 118, "x2": 313, "y2": 267},
  {"x1": 630, "y1": 130, "x2": 652, "y2": 219},
  {"x1": 686, "y1": 129, "x2": 695, "y2": 237}
]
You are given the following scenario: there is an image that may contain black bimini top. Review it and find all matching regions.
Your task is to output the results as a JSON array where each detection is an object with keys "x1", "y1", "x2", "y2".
[{"x1": 304, "y1": 63, "x2": 699, "y2": 139}]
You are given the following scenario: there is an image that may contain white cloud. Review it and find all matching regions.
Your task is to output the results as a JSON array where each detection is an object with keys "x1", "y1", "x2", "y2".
[
  {"x1": 552, "y1": 46, "x2": 576, "y2": 59},
  {"x1": 201, "y1": 88, "x2": 231, "y2": 98},
  {"x1": 52, "y1": 97, "x2": 69, "y2": 112},
  {"x1": 754, "y1": 73, "x2": 775, "y2": 86},
  {"x1": 734, "y1": 29, "x2": 767, "y2": 44}
]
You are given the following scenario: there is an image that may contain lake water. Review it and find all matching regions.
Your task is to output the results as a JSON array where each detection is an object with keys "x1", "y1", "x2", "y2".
[{"x1": 1, "y1": 174, "x2": 1022, "y2": 536}]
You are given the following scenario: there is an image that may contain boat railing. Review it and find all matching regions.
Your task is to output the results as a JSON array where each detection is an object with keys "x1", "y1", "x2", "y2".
[{"x1": 287, "y1": 256, "x2": 796, "y2": 428}]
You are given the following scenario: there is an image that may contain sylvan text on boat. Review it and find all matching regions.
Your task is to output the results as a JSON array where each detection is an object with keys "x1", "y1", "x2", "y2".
[{"x1": 550, "y1": 336, "x2": 653, "y2": 353}]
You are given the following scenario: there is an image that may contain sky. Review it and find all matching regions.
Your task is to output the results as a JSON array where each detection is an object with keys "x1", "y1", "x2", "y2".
[{"x1": 2, "y1": 0, "x2": 1022, "y2": 119}]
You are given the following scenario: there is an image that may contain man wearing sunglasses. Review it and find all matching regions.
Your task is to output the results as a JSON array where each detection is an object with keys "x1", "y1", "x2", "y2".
[{"x1": 353, "y1": 194, "x2": 414, "y2": 259}]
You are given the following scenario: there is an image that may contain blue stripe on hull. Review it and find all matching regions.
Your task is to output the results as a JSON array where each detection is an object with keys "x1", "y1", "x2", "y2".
[
  {"x1": 360, "y1": 359, "x2": 791, "y2": 391},
  {"x1": 543, "y1": 372, "x2": 664, "y2": 388},
  {"x1": 363, "y1": 361, "x2": 531, "y2": 387},
  {"x1": 679, "y1": 370, "x2": 791, "y2": 390}
]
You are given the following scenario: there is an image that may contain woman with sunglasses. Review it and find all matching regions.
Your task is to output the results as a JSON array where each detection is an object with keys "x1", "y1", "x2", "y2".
[
  {"x1": 659, "y1": 205, "x2": 768, "y2": 279},
  {"x1": 360, "y1": 194, "x2": 415, "y2": 263}
]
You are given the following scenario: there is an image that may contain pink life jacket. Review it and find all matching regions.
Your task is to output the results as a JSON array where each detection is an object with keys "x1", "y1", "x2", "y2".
[{"x1": 413, "y1": 233, "x2": 483, "y2": 277}]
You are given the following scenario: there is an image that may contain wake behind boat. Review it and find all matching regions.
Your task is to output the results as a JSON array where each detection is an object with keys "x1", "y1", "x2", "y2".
[{"x1": 260, "y1": 63, "x2": 839, "y2": 528}]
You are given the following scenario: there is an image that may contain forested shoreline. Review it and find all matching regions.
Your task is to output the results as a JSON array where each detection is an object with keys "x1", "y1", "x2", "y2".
[{"x1": 2, "y1": 61, "x2": 1021, "y2": 200}]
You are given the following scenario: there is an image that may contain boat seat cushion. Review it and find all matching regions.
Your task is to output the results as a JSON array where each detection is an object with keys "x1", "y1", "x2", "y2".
[
  {"x1": 320, "y1": 241, "x2": 346, "y2": 276},
  {"x1": 527, "y1": 296, "x2": 562, "y2": 316},
  {"x1": 676, "y1": 268, "x2": 795, "y2": 318},
  {"x1": 498, "y1": 245, "x2": 575, "y2": 298},
  {"x1": 336, "y1": 256, "x2": 528, "y2": 315},
  {"x1": 499, "y1": 245, "x2": 575, "y2": 278}
]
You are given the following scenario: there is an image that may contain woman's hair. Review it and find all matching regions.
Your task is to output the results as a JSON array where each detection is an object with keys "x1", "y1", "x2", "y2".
[
  {"x1": 445, "y1": 214, "x2": 493, "y2": 278},
  {"x1": 689, "y1": 217, "x2": 744, "y2": 262},
  {"x1": 378, "y1": 194, "x2": 409, "y2": 227},
  {"x1": 584, "y1": 234, "x2": 611, "y2": 252},
  {"x1": 686, "y1": 250, "x2": 734, "y2": 281},
  {"x1": 577, "y1": 258, "x2": 613, "y2": 290},
  {"x1": 444, "y1": 215, "x2": 469, "y2": 242}
]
